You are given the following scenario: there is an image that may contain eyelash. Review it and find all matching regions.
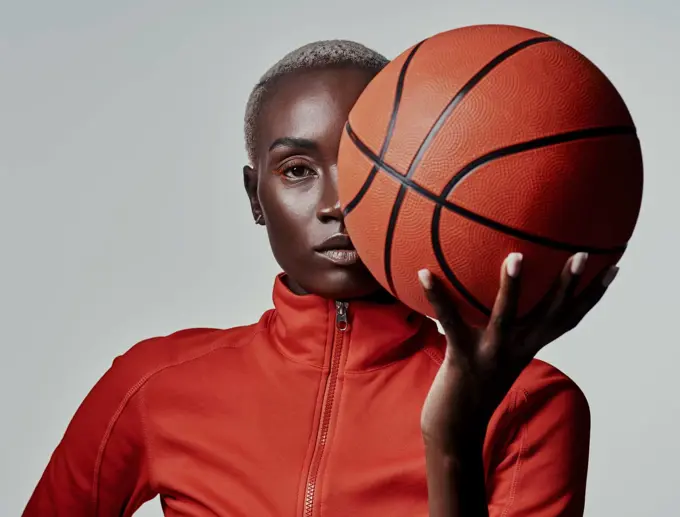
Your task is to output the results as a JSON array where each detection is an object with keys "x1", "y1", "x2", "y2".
[{"x1": 275, "y1": 159, "x2": 316, "y2": 180}]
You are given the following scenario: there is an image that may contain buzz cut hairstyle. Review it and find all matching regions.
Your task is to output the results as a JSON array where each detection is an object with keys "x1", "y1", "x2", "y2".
[{"x1": 244, "y1": 39, "x2": 389, "y2": 165}]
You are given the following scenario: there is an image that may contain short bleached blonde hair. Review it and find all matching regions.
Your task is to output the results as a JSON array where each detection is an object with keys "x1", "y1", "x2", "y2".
[{"x1": 243, "y1": 39, "x2": 389, "y2": 165}]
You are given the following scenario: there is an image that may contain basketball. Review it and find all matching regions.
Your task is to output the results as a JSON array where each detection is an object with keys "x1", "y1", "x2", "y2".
[{"x1": 337, "y1": 25, "x2": 643, "y2": 325}]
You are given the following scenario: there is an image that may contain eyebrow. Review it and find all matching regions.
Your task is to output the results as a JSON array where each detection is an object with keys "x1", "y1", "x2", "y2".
[{"x1": 268, "y1": 137, "x2": 318, "y2": 152}]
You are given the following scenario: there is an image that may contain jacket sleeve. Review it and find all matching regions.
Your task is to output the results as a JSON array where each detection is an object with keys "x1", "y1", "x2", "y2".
[
  {"x1": 23, "y1": 353, "x2": 157, "y2": 517},
  {"x1": 484, "y1": 372, "x2": 591, "y2": 517}
]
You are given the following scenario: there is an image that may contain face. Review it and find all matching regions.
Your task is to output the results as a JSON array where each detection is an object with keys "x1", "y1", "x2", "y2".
[{"x1": 243, "y1": 67, "x2": 382, "y2": 299}]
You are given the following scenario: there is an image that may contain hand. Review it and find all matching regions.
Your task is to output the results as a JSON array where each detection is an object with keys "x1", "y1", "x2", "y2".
[{"x1": 419, "y1": 252, "x2": 619, "y2": 450}]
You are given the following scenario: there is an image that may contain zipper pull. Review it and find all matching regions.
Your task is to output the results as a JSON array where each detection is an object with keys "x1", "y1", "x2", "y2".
[{"x1": 335, "y1": 301, "x2": 349, "y2": 332}]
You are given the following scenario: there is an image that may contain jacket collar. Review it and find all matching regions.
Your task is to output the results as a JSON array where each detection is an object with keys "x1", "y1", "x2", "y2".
[{"x1": 268, "y1": 274, "x2": 438, "y2": 371}]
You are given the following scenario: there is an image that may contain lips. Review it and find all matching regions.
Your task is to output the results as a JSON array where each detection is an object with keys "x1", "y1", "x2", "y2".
[
  {"x1": 315, "y1": 233, "x2": 360, "y2": 266},
  {"x1": 315, "y1": 233, "x2": 354, "y2": 252}
]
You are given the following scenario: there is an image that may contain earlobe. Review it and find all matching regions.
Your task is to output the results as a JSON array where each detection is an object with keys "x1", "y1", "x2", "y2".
[{"x1": 243, "y1": 165, "x2": 264, "y2": 225}]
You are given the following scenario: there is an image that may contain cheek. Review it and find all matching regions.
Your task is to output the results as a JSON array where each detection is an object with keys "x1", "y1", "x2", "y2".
[{"x1": 259, "y1": 178, "x2": 319, "y2": 248}]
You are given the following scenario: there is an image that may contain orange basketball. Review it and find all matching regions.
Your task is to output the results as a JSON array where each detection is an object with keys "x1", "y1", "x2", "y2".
[{"x1": 337, "y1": 25, "x2": 643, "y2": 325}]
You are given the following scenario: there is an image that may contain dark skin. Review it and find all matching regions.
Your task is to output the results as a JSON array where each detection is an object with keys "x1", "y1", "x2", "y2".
[
  {"x1": 244, "y1": 66, "x2": 619, "y2": 517},
  {"x1": 244, "y1": 67, "x2": 381, "y2": 300}
]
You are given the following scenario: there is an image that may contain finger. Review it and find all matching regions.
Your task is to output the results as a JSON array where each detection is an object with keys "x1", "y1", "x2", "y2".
[
  {"x1": 418, "y1": 269, "x2": 470, "y2": 347},
  {"x1": 517, "y1": 252, "x2": 587, "y2": 358},
  {"x1": 487, "y1": 253, "x2": 523, "y2": 343},
  {"x1": 563, "y1": 265, "x2": 619, "y2": 328},
  {"x1": 545, "y1": 252, "x2": 589, "y2": 320}
]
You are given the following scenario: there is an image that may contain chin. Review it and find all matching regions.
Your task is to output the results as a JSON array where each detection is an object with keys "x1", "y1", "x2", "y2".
[{"x1": 308, "y1": 267, "x2": 382, "y2": 301}]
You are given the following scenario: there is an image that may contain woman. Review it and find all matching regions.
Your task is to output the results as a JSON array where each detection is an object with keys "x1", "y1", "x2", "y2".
[{"x1": 24, "y1": 40, "x2": 617, "y2": 517}]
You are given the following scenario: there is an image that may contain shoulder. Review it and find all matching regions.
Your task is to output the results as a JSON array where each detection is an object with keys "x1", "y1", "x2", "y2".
[
  {"x1": 514, "y1": 358, "x2": 589, "y2": 411},
  {"x1": 32, "y1": 317, "x2": 270, "y2": 507},
  {"x1": 494, "y1": 358, "x2": 590, "y2": 433},
  {"x1": 106, "y1": 317, "x2": 268, "y2": 390},
  {"x1": 484, "y1": 364, "x2": 591, "y2": 514},
  {"x1": 62, "y1": 318, "x2": 268, "y2": 442}
]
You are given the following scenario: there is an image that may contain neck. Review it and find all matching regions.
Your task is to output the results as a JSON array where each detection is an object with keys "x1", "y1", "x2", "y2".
[
  {"x1": 269, "y1": 274, "x2": 441, "y2": 371},
  {"x1": 281, "y1": 275, "x2": 396, "y2": 305}
]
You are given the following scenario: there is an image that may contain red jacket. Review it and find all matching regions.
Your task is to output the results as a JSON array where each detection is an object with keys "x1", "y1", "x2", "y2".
[{"x1": 24, "y1": 275, "x2": 590, "y2": 516}]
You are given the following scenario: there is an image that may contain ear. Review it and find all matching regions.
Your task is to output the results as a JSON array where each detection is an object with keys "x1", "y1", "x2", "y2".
[{"x1": 243, "y1": 165, "x2": 264, "y2": 225}]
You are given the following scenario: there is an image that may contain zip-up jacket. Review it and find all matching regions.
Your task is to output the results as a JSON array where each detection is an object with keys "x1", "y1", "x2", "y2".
[{"x1": 24, "y1": 275, "x2": 591, "y2": 516}]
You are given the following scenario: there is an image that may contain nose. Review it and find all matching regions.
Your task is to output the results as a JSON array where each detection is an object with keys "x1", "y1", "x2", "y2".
[
  {"x1": 316, "y1": 166, "x2": 343, "y2": 224},
  {"x1": 318, "y1": 199, "x2": 342, "y2": 223}
]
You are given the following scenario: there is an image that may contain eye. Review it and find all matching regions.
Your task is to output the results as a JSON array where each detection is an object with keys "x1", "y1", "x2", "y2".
[
  {"x1": 283, "y1": 165, "x2": 313, "y2": 179},
  {"x1": 276, "y1": 159, "x2": 317, "y2": 182}
]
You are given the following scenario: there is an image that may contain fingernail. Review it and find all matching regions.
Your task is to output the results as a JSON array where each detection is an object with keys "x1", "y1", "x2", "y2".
[
  {"x1": 602, "y1": 266, "x2": 619, "y2": 287},
  {"x1": 570, "y1": 252, "x2": 589, "y2": 275},
  {"x1": 506, "y1": 253, "x2": 523, "y2": 278},
  {"x1": 418, "y1": 269, "x2": 433, "y2": 290}
]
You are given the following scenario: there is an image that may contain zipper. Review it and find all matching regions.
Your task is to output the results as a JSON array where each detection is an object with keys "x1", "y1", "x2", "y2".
[
  {"x1": 302, "y1": 301, "x2": 349, "y2": 517},
  {"x1": 335, "y1": 300, "x2": 349, "y2": 331}
]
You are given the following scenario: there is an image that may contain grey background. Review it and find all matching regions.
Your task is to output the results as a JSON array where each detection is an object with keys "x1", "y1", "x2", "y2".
[{"x1": 1, "y1": 1, "x2": 677, "y2": 515}]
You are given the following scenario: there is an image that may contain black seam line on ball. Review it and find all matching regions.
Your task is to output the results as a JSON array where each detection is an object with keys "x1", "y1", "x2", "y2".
[
  {"x1": 381, "y1": 36, "x2": 557, "y2": 295},
  {"x1": 432, "y1": 214, "x2": 621, "y2": 317},
  {"x1": 439, "y1": 126, "x2": 638, "y2": 198},
  {"x1": 346, "y1": 121, "x2": 634, "y2": 255},
  {"x1": 430, "y1": 203, "x2": 491, "y2": 316},
  {"x1": 342, "y1": 40, "x2": 426, "y2": 218},
  {"x1": 406, "y1": 36, "x2": 557, "y2": 181}
]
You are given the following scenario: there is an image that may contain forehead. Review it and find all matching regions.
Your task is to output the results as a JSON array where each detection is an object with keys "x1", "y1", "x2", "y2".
[{"x1": 256, "y1": 67, "x2": 375, "y2": 158}]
